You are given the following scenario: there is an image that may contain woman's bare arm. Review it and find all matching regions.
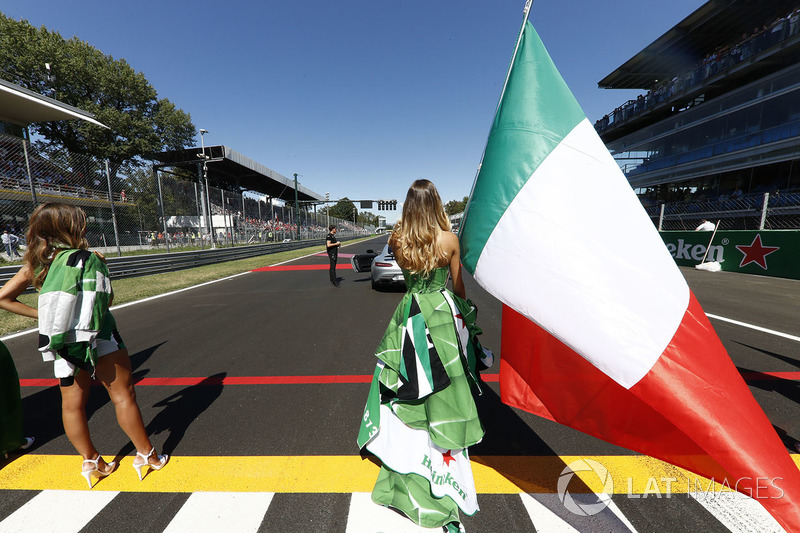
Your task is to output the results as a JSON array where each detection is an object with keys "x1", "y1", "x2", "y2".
[
  {"x1": 446, "y1": 233, "x2": 466, "y2": 299},
  {"x1": 0, "y1": 265, "x2": 37, "y2": 319}
]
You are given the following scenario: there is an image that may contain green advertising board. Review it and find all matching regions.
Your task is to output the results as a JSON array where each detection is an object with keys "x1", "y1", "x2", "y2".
[{"x1": 661, "y1": 230, "x2": 800, "y2": 280}]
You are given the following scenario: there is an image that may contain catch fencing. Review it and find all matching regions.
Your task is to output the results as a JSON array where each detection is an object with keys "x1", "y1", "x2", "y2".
[
  {"x1": 644, "y1": 191, "x2": 800, "y2": 231},
  {"x1": 1, "y1": 133, "x2": 370, "y2": 262}
]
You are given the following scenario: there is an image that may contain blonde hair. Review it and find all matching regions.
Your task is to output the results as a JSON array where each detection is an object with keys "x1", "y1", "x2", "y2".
[
  {"x1": 24, "y1": 203, "x2": 89, "y2": 289},
  {"x1": 392, "y1": 179, "x2": 451, "y2": 275}
]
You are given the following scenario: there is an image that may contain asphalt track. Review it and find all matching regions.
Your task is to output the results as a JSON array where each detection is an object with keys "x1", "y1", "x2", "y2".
[{"x1": 0, "y1": 235, "x2": 799, "y2": 532}]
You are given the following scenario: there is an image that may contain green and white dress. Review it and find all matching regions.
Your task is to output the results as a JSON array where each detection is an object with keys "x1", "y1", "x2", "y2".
[
  {"x1": 37, "y1": 249, "x2": 115, "y2": 378},
  {"x1": 0, "y1": 340, "x2": 25, "y2": 457},
  {"x1": 358, "y1": 268, "x2": 492, "y2": 530}
]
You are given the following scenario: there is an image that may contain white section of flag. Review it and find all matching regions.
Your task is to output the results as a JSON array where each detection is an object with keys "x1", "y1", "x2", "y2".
[{"x1": 473, "y1": 119, "x2": 689, "y2": 388}]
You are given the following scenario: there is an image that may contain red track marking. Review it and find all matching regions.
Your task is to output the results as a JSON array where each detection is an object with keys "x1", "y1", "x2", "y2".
[
  {"x1": 252, "y1": 264, "x2": 353, "y2": 272},
  {"x1": 17, "y1": 371, "x2": 798, "y2": 388}
]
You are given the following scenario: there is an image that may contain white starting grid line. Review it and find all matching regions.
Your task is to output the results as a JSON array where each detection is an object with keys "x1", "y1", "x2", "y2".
[{"x1": 0, "y1": 490, "x2": 784, "y2": 533}]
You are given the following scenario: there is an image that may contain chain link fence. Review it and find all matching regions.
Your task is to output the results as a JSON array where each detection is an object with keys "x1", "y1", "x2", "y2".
[
  {"x1": 1, "y1": 132, "x2": 371, "y2": 264},
  {"x1": 644, "y1": 190, "x2": 800, "y2": 231}
]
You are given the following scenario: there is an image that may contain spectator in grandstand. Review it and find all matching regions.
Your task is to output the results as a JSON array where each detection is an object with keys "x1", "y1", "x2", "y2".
[
  {"x1": 2, "y1": 229, "x2": 20, "y2": 259},
  {"x1": 326, "y1": 224, "x2": 341, "y2": 287},
  {"x1": 695, "y1": 219, "x2": 716, "y2": 231},
  {"x1": 0, "y1": 203, "x2": 168, "y2": 488}
]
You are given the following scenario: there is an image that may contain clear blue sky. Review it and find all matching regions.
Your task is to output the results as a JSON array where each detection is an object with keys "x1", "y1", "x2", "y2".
[{"x1": 3, "y1": 0, "x2": 701, "y2": 223}]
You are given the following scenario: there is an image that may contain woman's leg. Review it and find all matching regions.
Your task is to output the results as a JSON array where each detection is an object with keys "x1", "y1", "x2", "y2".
[
  {"x1": 60, "y1": 373, "x2": 111, "y2": 472},
  {"x1": 60, "y1": 372, "x2": 96, "y2": 460},
  {"x1": 94, "y1": 349, "x2": 161, "y2": 465}
]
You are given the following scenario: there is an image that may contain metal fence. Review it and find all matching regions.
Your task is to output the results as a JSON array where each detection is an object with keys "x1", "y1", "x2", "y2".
[
  {"x1": 1, "y1": 132, "x2": 370, "y2": 263},
  {"x1": 643, "y1": 191, "x2": 800, "y2": 231},
  {"x1": 0, "y1": 236, "x2": 367, "y2": 290}
]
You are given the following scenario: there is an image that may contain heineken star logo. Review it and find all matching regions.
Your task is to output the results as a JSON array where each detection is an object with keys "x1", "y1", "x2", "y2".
[
  {"x1": 442, "y1": 450, "x2": 456, "y2": 466},
  {"x1": 735, "y1": 234, "x2": 780, "y2": 270}
]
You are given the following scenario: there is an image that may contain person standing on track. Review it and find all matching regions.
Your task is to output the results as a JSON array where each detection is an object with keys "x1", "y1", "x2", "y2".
[
  {"x1": 0, "y1": 203, "x2": 168, "y2": 488},
  {"x1": 0, "y1": 339, "x2": 34, "y2": 458},
  {"x1": 357, "y1": 179, "x2": 492, "y2": 533},
  {"x1": 326, "y1": 224, "x2": 341, "y2": 287}
]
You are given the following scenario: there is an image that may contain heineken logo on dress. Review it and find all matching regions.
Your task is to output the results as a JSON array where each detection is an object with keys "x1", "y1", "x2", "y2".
[{"x1": 422, "y1": 453, "x2": 468, "y2": 501}]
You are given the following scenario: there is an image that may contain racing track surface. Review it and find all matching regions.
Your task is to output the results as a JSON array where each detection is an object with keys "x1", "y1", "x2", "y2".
[{"x1": 0, "y1": 235, "x2": 798, "y2": 532}]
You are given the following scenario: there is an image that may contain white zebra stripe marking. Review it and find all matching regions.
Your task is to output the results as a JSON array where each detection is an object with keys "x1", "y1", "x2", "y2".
[
  {"x1": 346, "y1": 492, "x2": 435, "y2": 532},
  {"x1": 519, "y1": 493, "x2": 580, "y2": 532},
  {"x1": 162, "y1": 492, "x2": 274, "y2": 533},
  {"x1": 0, "y1": 489, "x2": 118, "y2": 533},
  {"x1": 688, "y1": 491, "x2": 783, "y2": 533}
]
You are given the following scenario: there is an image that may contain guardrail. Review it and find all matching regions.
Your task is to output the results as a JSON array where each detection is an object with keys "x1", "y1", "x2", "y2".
[{"x1": 0, "y1": 236, "x2": 364, "y2": 290}]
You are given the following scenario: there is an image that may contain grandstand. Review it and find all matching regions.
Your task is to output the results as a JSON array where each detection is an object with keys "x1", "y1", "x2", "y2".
[
  {"x1": 0, "y1": 78, "x2": 120, "y2": 250},
  {"x1": 596, "y1": 1, "x2": 800, "y2": 230}
]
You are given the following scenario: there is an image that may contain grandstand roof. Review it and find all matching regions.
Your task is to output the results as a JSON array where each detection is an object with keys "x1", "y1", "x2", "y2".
[
  {"x1": 599, "y1": 0, "x2": 799, "y2": 89},
  {"x1": 0, "y1": 78, "x2": 107, "y2": 128},
  {"x1": 152, "y1": 145, "x2": 325, "y2": 203}
]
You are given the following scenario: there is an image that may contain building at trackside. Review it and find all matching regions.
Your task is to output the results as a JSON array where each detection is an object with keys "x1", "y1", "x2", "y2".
[{"x1": 596, "y1": 1, "x2": 800, "y2": 227}]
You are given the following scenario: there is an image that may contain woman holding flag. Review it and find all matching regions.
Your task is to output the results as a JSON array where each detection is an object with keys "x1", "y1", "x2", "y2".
[{"x1": 357, "y1": 180, "x2": 491, "y2": 532}]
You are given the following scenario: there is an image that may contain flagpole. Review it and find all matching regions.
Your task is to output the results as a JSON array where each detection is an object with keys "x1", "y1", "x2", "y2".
[{"x1": 462, "y1": 0, "x2": 533, "y2": 229}]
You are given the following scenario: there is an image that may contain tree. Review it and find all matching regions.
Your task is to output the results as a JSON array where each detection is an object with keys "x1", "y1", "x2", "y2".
[
  {"x1": 329, "y1": 197, "x2": 357, "y2": 222},
  {"x1": 444, "y1": 196, "x2": 469, "y2": 216},
  {"x1": 0, "y1": 14, "x2": 195, "y2": 179},
  {"x1": 357, "y1": 211, "x2": 379, "y2": 227}
]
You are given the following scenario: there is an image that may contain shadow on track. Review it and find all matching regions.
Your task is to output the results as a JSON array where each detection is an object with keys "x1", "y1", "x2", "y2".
[
  {"x1": 734, "y1": 341, "x2": 800, "y2": 368},
  {"x1": 472, "y1": 386, "x2": 578, "y2": 494},
  {"x1": 113, "y1": 372, "x2": 226, "y2": 461},
  {"x1": 18, "y1": 343, "x2": 165, "y2": 452}
]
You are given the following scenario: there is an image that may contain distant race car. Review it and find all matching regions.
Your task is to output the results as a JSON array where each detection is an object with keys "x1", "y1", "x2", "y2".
[{"x1": 351, "y1": 243, "x2": 406, "y2": 290}]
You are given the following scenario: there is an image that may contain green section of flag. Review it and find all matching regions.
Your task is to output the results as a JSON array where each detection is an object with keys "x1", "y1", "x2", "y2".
[{"x1": 460, "y1": 21, "x2": 585, "y2": 273}]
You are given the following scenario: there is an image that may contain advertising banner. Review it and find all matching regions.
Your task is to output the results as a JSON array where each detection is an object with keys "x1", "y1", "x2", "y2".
[{"x1": 660, "y1": 230, "x2": 800, "y2": 280}]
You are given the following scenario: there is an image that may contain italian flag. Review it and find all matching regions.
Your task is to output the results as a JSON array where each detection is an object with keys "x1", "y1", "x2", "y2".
[{"x1": 459, "y1": 19, "x2": 800, "y2": 531}]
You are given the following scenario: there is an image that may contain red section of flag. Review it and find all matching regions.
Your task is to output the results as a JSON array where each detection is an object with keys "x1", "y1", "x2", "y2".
[{"x1": 500, "y1": 294, "x2": 800, "y2": 531}]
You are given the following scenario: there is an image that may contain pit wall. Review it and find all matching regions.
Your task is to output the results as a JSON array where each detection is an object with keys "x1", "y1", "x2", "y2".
[{"x1": 660, "y1": 230, "x2": 800, "y2": 279}]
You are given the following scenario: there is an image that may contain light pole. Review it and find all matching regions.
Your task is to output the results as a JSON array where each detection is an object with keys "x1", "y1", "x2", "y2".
[
  {"x1": 293, "y1": 173, "x2": 300, "y2": 241},
  {"x1": 198, "y1": 129, "x2": 215, "y2": 248}
]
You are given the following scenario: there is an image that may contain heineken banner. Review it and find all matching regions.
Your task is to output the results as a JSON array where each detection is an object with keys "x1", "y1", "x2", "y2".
[{"x1": 661, "y1": 230, "x2": 800, "y2": 279}]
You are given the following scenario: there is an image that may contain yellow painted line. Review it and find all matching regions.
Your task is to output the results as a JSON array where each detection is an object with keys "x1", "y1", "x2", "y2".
[{"x1": 1, "y1": 455, "x2": 798, "y2": 493}]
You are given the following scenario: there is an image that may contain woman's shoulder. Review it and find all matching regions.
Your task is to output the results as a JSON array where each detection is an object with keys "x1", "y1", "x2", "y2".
[{"x1": 439, "y1": 230, "x2": 460, "y2": 251}]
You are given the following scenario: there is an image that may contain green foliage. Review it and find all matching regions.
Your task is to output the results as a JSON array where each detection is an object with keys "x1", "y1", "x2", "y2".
[
  {"x1": 445, "y1": 196, "x2": 469, "y2": 216},
  {"x1": 0, "y1": 14, "x2": 195, "y2": 173},
  {"x1": 329, "y1": 197, "x2": 357, "y2": 221}
]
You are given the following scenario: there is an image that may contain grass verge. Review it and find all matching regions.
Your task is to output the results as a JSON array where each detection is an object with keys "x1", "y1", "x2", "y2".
[{"x1": 0, "y1": 236, "x2": 376, "y2": 338}]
